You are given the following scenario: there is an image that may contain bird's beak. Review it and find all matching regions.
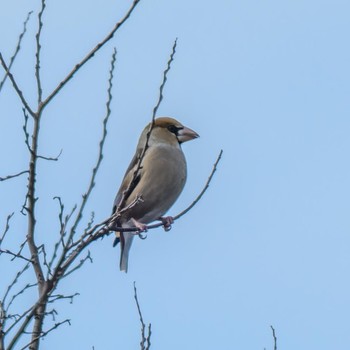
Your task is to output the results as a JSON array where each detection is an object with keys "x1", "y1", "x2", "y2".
[{"x1": 177, "y1": 126, "x2": 199, "y2": 143}]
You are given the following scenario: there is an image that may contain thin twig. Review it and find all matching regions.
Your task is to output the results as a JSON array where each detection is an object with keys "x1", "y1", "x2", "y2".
[
  {"x1": 47, "y1": 204, "x2": 77, "y2": 275},
  {"x1": 41, "y1": 0, "x2": 140, "y2": 109},
  {"x1": 48, "y1": 293, "x2": 79, "y2": 304},
  {"x1": 0, "y1": 171, "x2": 29, "y2": 182},
  {"x1": 22, "y1": 109, "x2": 32, "y2": 153},
  {"x1": 146, "y1": 323, "x2": 152, "y2": 350},
  {"x1": 5, "y1": 306, "x2": 34, "y2": 340},
  {"x1": 36, "y1": 149, "x2": 63, "y2": 161},
  {"x1": 2, "y1": 263, "x2": 31, "y2": 306},
  {"x1": 5, "y1": 283, "x2": 37, "y2": 315},
  {"x1": 6, "y1": 290, "x2": 49, "y2": 350},
  {"x1": 0, "y1": 53, "x2": 35, "y2": 117},
  {"x1": 35, "y1": 0, "x2": 45, "y2": 104},
  {"x1": 66, "y1": 48, "x2": 117, "y2": 246},
  {"x1": 133, "y1": 282, "x2": 151, "y2": 350},
  {"x1": 84, "y1": 212, "x2": 95, "y2": 234},
  {"x1": 173, "y1": 149, "x2": 223, "y2": 220},
  {"x1": 0, "y1": 11, "x2": 33, "y2": 93},
  {"x1": 5, "y1": 305, "x2": 34, "y2": 337},
  {"x1": 270, "y1": 325, "x2": 277, "y2": 350},
  {"x1": 0, "y1": 213, "x2": 14, "y2": 245},
  {"x1": 151, "y1": 39, "x2": 177, "y2": 121},
  {"x1": 61, "y1": 251, "x2": 92, "y2": 279},
  {"x1": 0, "y1": 249, "x2": 32, "y2": 263},
  {"x1": 0, "y1": 301, "x2": 5, "y2": 350},
  {"x1": 19, "y1": 319, "x2": 71, "y2": 350}
]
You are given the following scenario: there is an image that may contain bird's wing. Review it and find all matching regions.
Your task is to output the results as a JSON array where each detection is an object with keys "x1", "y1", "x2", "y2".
[
  {"x1": 112, "y1": 148, "x2": 142, "y2": 253},
  {"x1": 112, "y1": 148, "x2": 142, "y2": 213}
]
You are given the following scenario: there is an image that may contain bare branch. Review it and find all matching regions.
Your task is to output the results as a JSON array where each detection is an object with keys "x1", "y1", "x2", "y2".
[
  {"x1": 151, "y1": 38, "x2": 177, "y2": 122},
  {"x1": 270, "y1": 325, "x2": 277, "y2": 350},
  {"x1": 133, "y1": 282, "x2": 151, "y2": 350},
  {"x1": 62, "y1": 251, "x2": 92, "y2": 279},
  {"x1": 47, "y1": 203, "x2": 77, "y2": 275},
  {"x1": 0, "y1": 11, "x2": 33, "y2": 93},
  {"x1": 84, "y1": 212, "x2": 95, "y2": 234},
  {"x1": 0, "y1": 213, "x2": 14, "y2": 245},
  {"x1": 5, "y1": 283, "x2": 37, "y2": 315},
  {"x1": 5, "y1": 306, "x2": 34, "y2": 338},
  {"x1": 2, "y1": 263, "x2": 31, "y2": 306},
  {"x1": 42, "y1": 1, "x2": 140, "y2": 108},
  {"x1": 22, "y1": 109, "x2": 62, "y2": 161},
  {"x1": 37, "y1": 149, "x2": 62, "y2": 161},
  {"x1": 23, "y1": 25, "x2": 46, "y2": 346},
  {"x1": 0, "y1": 301, "x2": 4, "y2": 350},
  {"x1": 22, "y1": 109, "x2": 32, "y2": 153},
  {"x1": 0, "y1": 249, "x2": 32, "y2": 263},
  {"x1": 0, "y1": 53, "x2": 35, "y2": 117},
  {"x1": 19, "y1": 319, "x2": 71, "y2": 350},
  {"x1": 172, "y1": 149, "x2": 223, "y2": 221},
  {"x1": 53, "y1": 197, "x2": 64, "y2": 235},
  {"x1": 0, "y1": 171, "x2": 29, "y2": 182},
  {"x1": 25, "y1": 112, "x2": 45, "y2": 288},
  {"x1": 35, "y1": 0, "x2": 46, "y2": 104},
  {"x1": 6, "y1": 293, "x2": 49, "y2": 350},
  {"x1": 48, "y1": 293, "x2": 79, "y2": 304}
]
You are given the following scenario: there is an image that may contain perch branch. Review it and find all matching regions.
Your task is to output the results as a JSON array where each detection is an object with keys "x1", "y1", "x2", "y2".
[
  {"x1": 55, "y1": 148, "x2": 223, "y2": 277},
  {"x1": 112, "y1": 149, "x2": 223, "y2": 232},
  {"x1": 173, "y1": 149, "x2": 223, "y2": 220}
]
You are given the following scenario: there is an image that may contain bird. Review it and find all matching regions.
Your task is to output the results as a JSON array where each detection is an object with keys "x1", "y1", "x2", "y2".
[{"x1": 111, "y1": 117, "x2": 199, "y2": 272}]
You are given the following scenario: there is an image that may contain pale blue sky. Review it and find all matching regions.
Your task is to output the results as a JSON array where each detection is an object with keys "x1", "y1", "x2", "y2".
[{"x1": 1, "y1": 0, "x2": 350, "y2": 349}]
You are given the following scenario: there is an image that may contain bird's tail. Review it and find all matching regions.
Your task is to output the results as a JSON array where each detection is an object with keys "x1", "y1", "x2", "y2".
[{"x1": 119, "y1": 232, "x2": 134, "y2": 273}]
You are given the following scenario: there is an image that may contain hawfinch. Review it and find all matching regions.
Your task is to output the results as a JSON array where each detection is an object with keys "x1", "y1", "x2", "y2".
[{"x1": 112, "y1": 117, "x2": 199, "y2": 272}]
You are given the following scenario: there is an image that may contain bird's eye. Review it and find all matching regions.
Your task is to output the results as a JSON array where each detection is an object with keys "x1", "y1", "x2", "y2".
[{"x1": 167, "y1": 125, "x2": 179, "y2": 134}]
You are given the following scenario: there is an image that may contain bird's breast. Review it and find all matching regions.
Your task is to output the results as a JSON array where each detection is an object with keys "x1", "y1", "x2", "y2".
[{"x1": 124, "y1": 144, "x2": 187, "y2": 224}]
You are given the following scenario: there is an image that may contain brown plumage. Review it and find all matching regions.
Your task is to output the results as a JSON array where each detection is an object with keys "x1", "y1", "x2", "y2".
[{"x1": 112, "y1": 117, "x2": 199, "y2": 272}]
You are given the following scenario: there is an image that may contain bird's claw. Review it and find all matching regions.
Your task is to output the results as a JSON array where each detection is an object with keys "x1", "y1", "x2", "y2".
[
  {"x1": 160, "y1": 216, "x2": 174, "y2": 232},
  {"x1": 130, "y1": 218, "x2": 148, "y2": 239},
  {"x1": 137, "y1": 232, "x2": 147, "y2": 240},
  {"x1": 131, "y1": 218, "x2": 147, "y2": 232}
]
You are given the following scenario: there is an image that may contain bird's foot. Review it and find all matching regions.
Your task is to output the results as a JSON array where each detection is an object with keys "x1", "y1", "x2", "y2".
[
  {"x1": 159, "y1": 216, "x2": 174, "y2": 232},
  {"x1": 131, "y1": 218, "x2": 148, "y2": 239},
  {"x1": 131, "y1": 218, "x2": 147, "y2": 232}
]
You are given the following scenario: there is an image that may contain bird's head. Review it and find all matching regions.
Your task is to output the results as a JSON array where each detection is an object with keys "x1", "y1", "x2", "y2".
[{"x1": 143, "y1": 117, "x2": 199, "y2": 147}]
